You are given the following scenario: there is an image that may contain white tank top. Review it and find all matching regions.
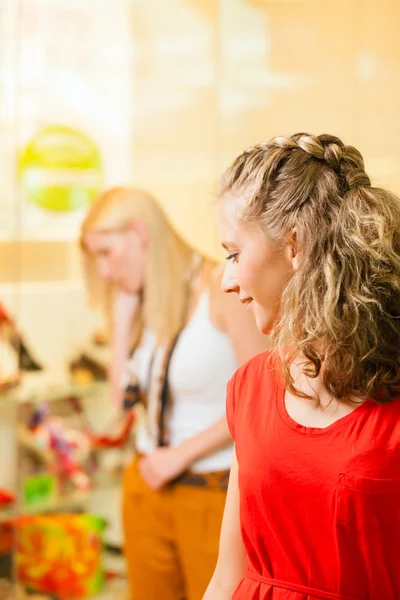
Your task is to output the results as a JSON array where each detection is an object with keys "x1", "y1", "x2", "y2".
[
  {"x1": 127, "y1": 291, "x2": 237, "y2": 472},
  {"x1": 168, "y1": 291, "x2": 237, "y2": 472}
]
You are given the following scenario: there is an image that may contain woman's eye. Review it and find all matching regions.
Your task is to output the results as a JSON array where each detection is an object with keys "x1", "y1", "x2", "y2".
[{"x1": 226, "y1": 253, "x2": 239, "y2": 263}]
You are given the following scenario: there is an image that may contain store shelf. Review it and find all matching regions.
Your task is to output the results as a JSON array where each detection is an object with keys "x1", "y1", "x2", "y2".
[
  {"x1": 91, "y1": 578, "x2": 127, "y2": 600},
  {"x1": 0, "y1": 481, "x2": 121, "y2": 524},
  {"x1": 0, "y1": 373, "x2": 108, "y2": 406},
  {"x1": 0, "y1": 491, "x2": 89, "y2": 523}
]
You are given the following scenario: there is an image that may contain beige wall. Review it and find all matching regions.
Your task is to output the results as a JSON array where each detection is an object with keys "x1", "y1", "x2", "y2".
[
  {"x1": 130, "y1": 0, "x2": 221, "y2": 260},
  {"x1": 131, "y1": 0, "x2": 400, "y2": 263},
  {"x1": 220, "y1": 0, "x2": 400, "y2": 192},
  {"x1": 2, "y1": 0, "x2": 400, "y2": 280}
]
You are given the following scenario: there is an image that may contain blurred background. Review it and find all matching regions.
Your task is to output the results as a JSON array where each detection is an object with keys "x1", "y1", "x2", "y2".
[{"x1": 0, "y1": 0, "x2": 399, "y2": 598}]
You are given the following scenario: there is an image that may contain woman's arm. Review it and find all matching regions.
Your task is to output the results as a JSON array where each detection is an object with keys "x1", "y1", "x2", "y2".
[
  {"x1": 178, "y1": 416, "x2": 230, "y2": 463},
  {"x1": 139, "y1": 273, "x2": 265, "y2": 490},
  {"x1": 203, "y1": 449, "x2": 246, "y2": 599},
  {"x1": 109, "y1": 290, "x2": 140, "y2": 407},
  {"x1": 138, "y1": 416, "x2": 231, "y2": 489}
]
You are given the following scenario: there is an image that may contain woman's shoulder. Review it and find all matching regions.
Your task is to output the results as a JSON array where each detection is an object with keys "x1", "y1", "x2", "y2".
[
  {"x1": 226, "y1": 350, "x2": 279, "y2": 440},
  {"x1": 370, "y1": 395, "x2": 400, "y2": 438},
  {"x1": 231, "y1": 349, "x2": 279, "y2": 385},
  {"x1": 228, "y1": 350, "x2": 281, "y2": 408}
]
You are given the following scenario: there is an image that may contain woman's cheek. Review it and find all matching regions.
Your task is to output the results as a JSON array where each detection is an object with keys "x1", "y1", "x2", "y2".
[{"x1": 238, "y1": 254, "x2": 257, "y2": 292}]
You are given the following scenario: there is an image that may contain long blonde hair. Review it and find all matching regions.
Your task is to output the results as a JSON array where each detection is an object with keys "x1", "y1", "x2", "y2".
[
  {"x1": 81, "y1": 186, "x2": 195, "y2": 346},
  {"x1": 220, "y1": 133, "x2": 400, "y2": 403}
]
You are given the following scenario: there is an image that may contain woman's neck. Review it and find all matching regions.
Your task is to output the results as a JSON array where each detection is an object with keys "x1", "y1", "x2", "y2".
[
  {"x1": 290, "y1": 358, "x2": 329, "y2": 407},
  {"x1": 285, "y1": 356, "x2": 365, "y2": 428}
]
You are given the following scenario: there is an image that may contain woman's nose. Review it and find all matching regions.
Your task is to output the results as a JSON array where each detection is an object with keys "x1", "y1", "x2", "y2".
[
  {"x1": 221, "y1": 264, "x2": 239, "y2": 294},
  {"x1": 98, "y1": 258, "x2": 112, "y2": 280}
]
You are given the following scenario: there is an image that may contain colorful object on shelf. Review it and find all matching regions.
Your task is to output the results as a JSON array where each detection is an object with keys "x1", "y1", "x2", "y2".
[
  {"x1": 69, "y1": 396, "x2": 136, "y2": 449},
  {"x1": 19, "y1": 125, "x2": 102, "y2": 213},
  {"x1": 0, "y1": 373, "x2": 21, "y2": 393},
  {"x1": 92, "y1": 330, "x2": 109, "y2": 347},
  {"x1": 17, "y1": 514, "x2": 106, "y2": 598},
  {"x1": 0, "y1": 521, "x2": 14, "y2": 555},
  {"x1": 69, "y1": 353, "x2": 108, "y2": 386},
  {"x1": 0, "y1": 302, "x2": 42, "y2": 372},
  {"x1": 28, "y1": 404, "x2": 92, "y2": 492},
  {"x1": 23, "y1": 474, "x2": 57, "y2": 507},
  {"x1": 0, "y1": 521, "x2": 14, "y2": 582},
  {"x1": 90, "y1": 410, "x2": 136, "y2": 449},
  {"x1": 0, "y1": 488, "x2": 15, "y2": 506}
]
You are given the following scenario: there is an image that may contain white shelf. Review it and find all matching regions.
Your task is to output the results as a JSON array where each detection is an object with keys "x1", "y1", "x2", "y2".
[{"x1": 0, "y1": 373, "x2": 108, "y2": 405}]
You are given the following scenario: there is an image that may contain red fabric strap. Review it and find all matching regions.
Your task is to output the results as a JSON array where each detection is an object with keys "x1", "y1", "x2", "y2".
[{"x1": 245, "y1": 570, "x2": 360, "y2": 600}]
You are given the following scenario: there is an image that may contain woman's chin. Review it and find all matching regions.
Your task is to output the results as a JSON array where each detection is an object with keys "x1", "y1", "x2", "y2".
[
  {"x1": 254, "y1": 308, "x2": 275, "y2": 336},
  {"x1": 255, "y1": 317, "x2": 272, "y2": 335}
]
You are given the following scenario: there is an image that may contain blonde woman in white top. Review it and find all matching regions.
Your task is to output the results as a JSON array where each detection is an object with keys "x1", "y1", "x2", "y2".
[{"x1": 81, "y1": 186, "x2": 265, "y2": 600}]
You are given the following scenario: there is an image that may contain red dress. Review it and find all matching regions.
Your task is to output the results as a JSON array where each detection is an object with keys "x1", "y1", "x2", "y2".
[{"x1": 227, "y1": 351, "x2": 400, "y2": 600}]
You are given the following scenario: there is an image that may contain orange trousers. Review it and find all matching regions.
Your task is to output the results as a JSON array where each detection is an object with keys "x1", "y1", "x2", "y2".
[{"x1": 122, "y1": 460, "x2": 227, "y2": 600}]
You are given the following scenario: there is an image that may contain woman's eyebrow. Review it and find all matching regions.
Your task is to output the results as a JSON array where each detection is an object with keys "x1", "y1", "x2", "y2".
[{"x1": 221, "y1": 241, "x2": 236, "y2": 250}]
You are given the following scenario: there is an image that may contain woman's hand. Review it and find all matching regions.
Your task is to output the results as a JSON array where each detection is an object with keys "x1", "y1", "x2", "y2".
[
  {"x1": 139, "y1": 417, "x2": 232, "y2": 490},
  {"x1": 138, "y1": 446, "x2": 191, "y2": 490}
]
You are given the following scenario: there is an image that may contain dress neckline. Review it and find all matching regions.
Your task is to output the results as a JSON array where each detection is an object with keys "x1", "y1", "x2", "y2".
[{"x1": 275, "y1": 378, "x2": 373, "y2": 436}]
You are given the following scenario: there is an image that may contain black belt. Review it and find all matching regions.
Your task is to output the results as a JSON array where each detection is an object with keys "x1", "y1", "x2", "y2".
[{"x1": 174, "y1": 469, "x2": 230, "y2": 491}]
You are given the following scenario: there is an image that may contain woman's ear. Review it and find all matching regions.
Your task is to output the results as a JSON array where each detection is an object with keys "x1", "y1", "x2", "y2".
[
  {"x1": 288, "y1": 229, "x2": 300, "y2": 270},
  {"x1": 128, "y1": 220, "x2": 149, "y2": 247}
]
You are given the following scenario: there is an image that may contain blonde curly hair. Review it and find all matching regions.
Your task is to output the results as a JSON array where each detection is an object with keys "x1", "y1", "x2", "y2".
[{"x1": 220, "y1": 133, "x2": 400, "y2": 403}]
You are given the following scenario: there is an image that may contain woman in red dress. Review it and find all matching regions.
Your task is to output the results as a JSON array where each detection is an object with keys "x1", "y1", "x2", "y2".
[{"x1": 204, "y1": 133, "x2": 400, "y2": 600}]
